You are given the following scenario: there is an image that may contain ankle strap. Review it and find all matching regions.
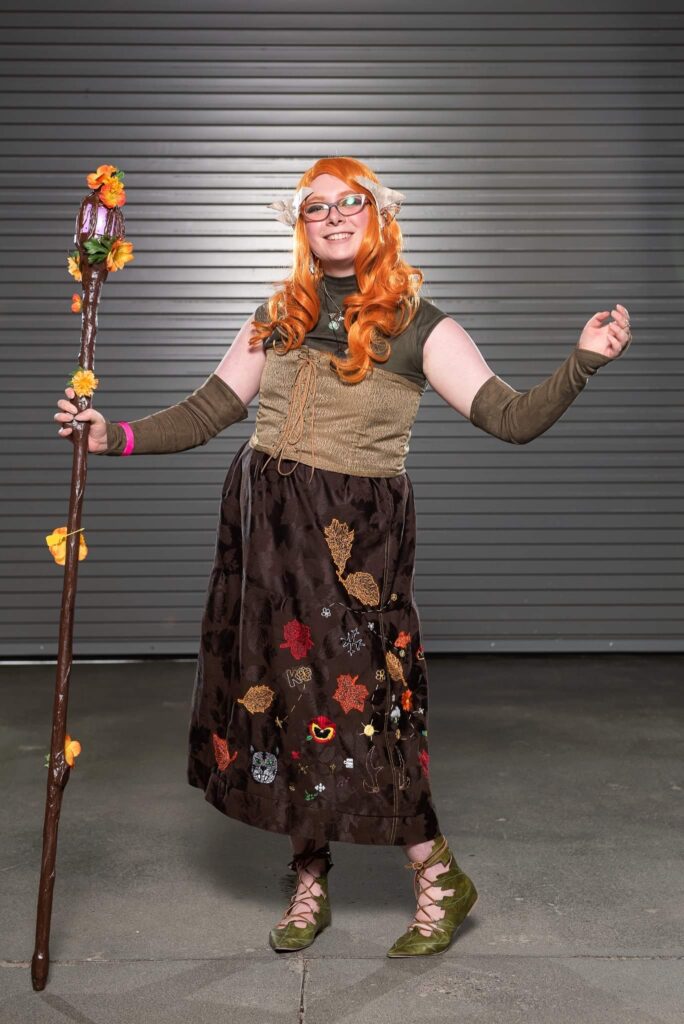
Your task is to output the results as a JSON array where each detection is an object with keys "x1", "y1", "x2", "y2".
[
  {"x1": 289, "y1": 839, "x2": 334, "y2": 875},
  {"x1": 404, "y1": 834, "x2": 450, "y2": 872}
]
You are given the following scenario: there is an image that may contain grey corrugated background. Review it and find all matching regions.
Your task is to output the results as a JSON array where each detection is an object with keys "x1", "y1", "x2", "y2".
[{"x1": 1, "y1": 0, "x2": 681, "y2": 657}]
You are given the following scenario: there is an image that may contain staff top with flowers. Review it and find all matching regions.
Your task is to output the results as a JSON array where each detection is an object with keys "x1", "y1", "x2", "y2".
[{"x1": 67, "y1": 164, "x2": 134, "y2": 288}]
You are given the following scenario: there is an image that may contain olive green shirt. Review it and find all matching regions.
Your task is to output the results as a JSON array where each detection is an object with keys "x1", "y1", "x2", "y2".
[{"x1": 254, "y1": 272, "x2": 449, "y2": 391}]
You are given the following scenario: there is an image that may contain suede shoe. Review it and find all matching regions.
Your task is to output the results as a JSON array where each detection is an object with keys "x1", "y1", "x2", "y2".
[
  {"x1": 269, "y1": 841, "x2": 333, "y2": 953},
  {"x1": 386, "y1": 834, "x2": 477, "y2": 957}
]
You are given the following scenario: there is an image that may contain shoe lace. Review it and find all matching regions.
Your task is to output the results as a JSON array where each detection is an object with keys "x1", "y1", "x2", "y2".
[
  {"x1": 277, "y1": 841, "x2": 333, "y2": 929},
  {"x1": 403, "y1": 835, "x2": 456, "y2": 937}
]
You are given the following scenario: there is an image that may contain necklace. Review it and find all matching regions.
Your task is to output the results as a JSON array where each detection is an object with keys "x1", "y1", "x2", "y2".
[{"x1": 321, "y1": 279, "x2": 346, "y2": 334}]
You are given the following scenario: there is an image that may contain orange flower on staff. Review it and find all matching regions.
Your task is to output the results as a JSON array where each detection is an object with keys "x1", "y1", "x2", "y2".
[
  {"x1": 71, "y1": 293, "x2": 82, "y2": 313},
  {"x1": 401, "y1": 688, "x2": 413, "y2": 711},
  {"x1": 106, "y1": 238, "x2": 134, "y2": 272},
  {"x1": 69, "y1": 367, "x2": 99, "y2": 397},
  {"x1": 99, "y1": 176, "x2": 126, "y2": 209},
  {"x1": 394, "y1": 631, "x2": 411, "y2": 649},
  {"x1": 86, "y1": 164, "x2": 119, "y2": 190},
  {"x1": 45, "y1": 527, "x2": 88, "y2": 566},
  {"x1": 67, "y1": 251, "x2": 82, "y2": 282},
  {"x1": 64, "y1": 734, "x2": 82, "y2": 767}
]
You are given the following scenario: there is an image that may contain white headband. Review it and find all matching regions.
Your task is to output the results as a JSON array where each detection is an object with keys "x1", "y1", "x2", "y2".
[{"x1": 267, "y1": 175, "x2": 406, "y2": 229}]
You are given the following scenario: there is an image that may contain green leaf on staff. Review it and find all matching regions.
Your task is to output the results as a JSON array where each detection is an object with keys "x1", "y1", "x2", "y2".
[{"x1": 44, "y1": 753, "x2": 50, "y2": 768}]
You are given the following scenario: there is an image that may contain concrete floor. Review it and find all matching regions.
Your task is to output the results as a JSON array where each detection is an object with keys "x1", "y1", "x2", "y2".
[{"x1": 1, "y1": 653, "x2": 682, "y2": 1023}]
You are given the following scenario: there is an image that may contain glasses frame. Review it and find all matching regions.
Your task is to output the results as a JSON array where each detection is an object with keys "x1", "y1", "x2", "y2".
[{"x1": 299, "y1": 193, "x2": 370, "y2": 223}]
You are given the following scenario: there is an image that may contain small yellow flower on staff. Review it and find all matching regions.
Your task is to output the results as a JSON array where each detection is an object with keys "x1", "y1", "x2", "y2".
[
  {"x1": 67, "y1": 367, "x2": 99, "y2": 398},
  {"x1": 67, "y1": 251, "x2": 82, "y2": 282},
  {"x1": 64, "y1": 734, "x2": 82, "y2": 767},
  {"x1": 45, "y1": 527, "x2": 88, "y2": 566}
]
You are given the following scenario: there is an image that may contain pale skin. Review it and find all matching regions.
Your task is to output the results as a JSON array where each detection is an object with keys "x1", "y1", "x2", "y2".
[{"x1": 54, "y1": 172, "x2": 631, "y2": 933}]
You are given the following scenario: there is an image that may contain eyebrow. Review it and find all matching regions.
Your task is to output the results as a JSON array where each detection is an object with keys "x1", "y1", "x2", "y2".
[{"x1": 307, "y1": 189, "x2": 356, "y2": 201}]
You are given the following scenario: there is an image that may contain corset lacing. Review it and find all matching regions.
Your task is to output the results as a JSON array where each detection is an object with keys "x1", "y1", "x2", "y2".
[{"x1": 260, "y1": 346, "x2": 318, "y2": 482}]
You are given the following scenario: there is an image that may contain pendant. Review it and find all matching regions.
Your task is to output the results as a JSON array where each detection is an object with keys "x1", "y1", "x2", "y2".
[{"x1": 328, "y1": 315, "x2": 343, "y2": 333}]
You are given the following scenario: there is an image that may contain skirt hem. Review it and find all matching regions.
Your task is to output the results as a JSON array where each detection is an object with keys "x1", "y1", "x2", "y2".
[{"x1": 188, "y1": 759, "x2": 439, "y2": 848}]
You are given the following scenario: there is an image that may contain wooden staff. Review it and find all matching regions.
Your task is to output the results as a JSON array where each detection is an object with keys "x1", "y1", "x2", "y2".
[{"x1": 32, "y1": 190, "x2": 126, "y2": 991}]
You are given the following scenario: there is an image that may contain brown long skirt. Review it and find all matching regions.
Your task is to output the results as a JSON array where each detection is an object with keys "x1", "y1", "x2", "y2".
[{"x1": 187, "y1": 440, "x2": 440, "y2": 846}]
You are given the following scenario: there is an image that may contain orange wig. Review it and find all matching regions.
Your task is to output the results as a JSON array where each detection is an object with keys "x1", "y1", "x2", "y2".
[{"x1": 249, "y1": 156, "x2": 425, "y2": 385}]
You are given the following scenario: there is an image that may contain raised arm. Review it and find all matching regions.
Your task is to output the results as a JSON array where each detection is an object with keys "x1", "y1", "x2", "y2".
[
  {"x1": 422, "y1": 306, "x2": 631, "y2": 444},
  {"x1": 101, "y1": 314, "x2": 266, "y2": 455}
]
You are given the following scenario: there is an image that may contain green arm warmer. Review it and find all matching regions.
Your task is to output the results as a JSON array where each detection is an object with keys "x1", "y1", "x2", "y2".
[
  {"x1": 468, "y1": 346, "x2": 614, "y2": 445},
  {"x1": 103, "y1": 372, "x2": 249, "y2": 456}
]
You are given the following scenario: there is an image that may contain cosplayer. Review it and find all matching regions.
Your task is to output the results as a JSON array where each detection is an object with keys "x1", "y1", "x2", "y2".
[{"x1": 54, "y1": 156, "x2": 632, "y2": 958}]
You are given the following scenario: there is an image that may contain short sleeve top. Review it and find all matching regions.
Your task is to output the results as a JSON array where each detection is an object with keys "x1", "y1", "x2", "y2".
[{"x1": 253, "y1": 272, "x2": 449, "y2": 392}]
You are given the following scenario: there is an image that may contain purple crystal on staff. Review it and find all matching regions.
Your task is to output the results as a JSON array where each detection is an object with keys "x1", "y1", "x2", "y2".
[{"x1": 73, "y1": 191, "x2": 125, "y2": 246}]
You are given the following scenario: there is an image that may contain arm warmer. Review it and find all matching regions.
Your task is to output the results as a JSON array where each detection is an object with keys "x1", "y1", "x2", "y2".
[
  {"x1": 468, "y1": 345, "x2": 613, "y2": 445},
  {"x1": 103, "y1": 372, "x2": 249, "y2": 456}
]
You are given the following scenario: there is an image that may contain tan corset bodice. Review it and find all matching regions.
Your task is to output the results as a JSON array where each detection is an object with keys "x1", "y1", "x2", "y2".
[{"x1": 248, "y1": 344, "x2": 424, "y2": 479}]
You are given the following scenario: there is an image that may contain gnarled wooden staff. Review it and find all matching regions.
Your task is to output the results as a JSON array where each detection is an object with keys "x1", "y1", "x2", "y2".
[{"x1": 32, "y1": 178, "x2": 128, "y2": 991}]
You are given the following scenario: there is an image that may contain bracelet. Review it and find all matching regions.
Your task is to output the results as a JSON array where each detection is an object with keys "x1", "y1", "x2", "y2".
[{"x1": 118, "y1": 421, "x2": 135, "y2": 456}]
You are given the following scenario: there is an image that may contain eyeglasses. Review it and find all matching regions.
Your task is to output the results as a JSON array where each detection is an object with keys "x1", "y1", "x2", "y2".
[{"x1": 300, "y1": 193, "x2": 369, "y2": 222}]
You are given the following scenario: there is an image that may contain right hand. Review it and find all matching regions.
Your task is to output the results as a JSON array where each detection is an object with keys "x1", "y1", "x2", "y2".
[{"x1": 54, "y1": 386, "x2": 110, "y2": 454}]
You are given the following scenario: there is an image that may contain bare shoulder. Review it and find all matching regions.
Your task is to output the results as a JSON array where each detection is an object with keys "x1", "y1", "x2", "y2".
[
  {"x1": 422, "y1": 316, "x2": 496, "y2": 420},
  {"x1": 423, "y1": 315, "x2": 481, "y2": 361}
]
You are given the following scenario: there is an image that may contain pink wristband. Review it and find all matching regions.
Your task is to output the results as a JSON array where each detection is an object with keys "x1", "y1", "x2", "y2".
[{"x1": 117, "y1": 421, "x2": 135, "y2": 456}]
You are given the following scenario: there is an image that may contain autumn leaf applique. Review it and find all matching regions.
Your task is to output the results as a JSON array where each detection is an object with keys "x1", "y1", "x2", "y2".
[
  {"x1": 332, "y1": 673, "x2": 370, "y2": 714},
  {"x1": 279, "y1": 619, "x2": 314, "y2": 660},
  {"x1": 212, "y1": 733, "x2": 238, "y2": 770},
  {"x1": 385, "y1": 649, "x2": 406, "y2": 685},
  {"x1": 323, "y1": 518, "x2": 380, "y2": 607},
  {"x1": 236, "y1": 684, "x2": 276, "y2": 714}
]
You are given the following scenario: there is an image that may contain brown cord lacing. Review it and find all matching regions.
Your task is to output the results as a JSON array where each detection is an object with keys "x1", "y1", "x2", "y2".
[
  {"x1": 260, "y1": 347, "x2": 318, "y2": 483},
  {"x1": 274, "y1": 841, "x2": 333, "y2": 931},
  {"x1": 403, "y1": 834, "x2": 457, "y2": 937}
]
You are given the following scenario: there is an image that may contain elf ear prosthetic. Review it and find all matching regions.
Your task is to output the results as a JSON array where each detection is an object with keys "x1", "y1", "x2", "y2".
[{"x1": 266, "y1": 175, "x2": 406, "y2": 230}]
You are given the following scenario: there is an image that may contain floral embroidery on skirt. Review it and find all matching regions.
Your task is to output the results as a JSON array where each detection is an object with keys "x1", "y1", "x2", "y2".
[{"x1": 187, "y1": 440, "x2": 440, "y2": 847}]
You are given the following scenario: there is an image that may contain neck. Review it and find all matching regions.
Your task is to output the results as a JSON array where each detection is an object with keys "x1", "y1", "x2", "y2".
[{"x1": 319, "y1": 257, "x2": 356, "y2": 277}]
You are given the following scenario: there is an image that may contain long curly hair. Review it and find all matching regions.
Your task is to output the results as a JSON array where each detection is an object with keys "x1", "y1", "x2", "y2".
[{"x1": 249, "y1": 156, "x2": 425, "y2": 384}]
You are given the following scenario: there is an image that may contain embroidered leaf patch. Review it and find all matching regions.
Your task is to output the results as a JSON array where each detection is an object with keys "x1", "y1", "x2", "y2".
[
  {"x1": 344, "y1": 571, "x2": 380, "y2": 606},
  {"x1": 332, "y1": 673, "x2": 370, "y2": 714},
  {"x1": 212, "y1": 733, "x2": 238, "y2": 770},
  {"x1": 237, "y1": 684, "x2": 275, "y2": 714},
  {"x1": 323, "y1": 518, "x2": 355, "y2": 573},
  {"x1": 323, "y1": 517, "x2": 380, "y2": 607},
  {"x1": 385, "y1": 650, "x2": 406, "y2": 684}
]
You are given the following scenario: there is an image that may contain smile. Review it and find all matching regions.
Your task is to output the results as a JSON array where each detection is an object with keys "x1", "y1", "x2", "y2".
[{"x1": 325, "y1": 232, "x2": 352, "y2": 241}]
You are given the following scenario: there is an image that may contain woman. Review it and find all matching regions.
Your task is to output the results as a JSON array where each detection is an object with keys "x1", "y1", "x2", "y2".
[{"x1": 54, "y1": 156, "x2": 632, "y2": 958}]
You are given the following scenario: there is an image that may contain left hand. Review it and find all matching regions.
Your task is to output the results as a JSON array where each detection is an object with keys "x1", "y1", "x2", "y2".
[{"x1": 577, "y1": 303, "x2": 632, "y2": 360}]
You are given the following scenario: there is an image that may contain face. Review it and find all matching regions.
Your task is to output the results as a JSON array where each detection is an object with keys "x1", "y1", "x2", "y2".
[{"x1": 302, "y1": 173, "x2": 373, "y2": 277}]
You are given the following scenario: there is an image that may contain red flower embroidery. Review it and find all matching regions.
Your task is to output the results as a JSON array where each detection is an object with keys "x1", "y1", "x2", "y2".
[
  {"x1": 212, "y1": 733, "x2": 238, "y2": 771},
  {"x1": 279, "y1": 618, "x2": 314, "y2": 660},
  {"x1": 401, "y1": 688, "x2": 413, "y2": 712},
  {"x1": 394, "y1": 631, "x2": 411, "y2": 649},
  {"x1": 291, "y1": 750, "x2": 301, "y2": 760},
  {"x1": 418, "y1": 748, "x2": 430, "y2": 778},
  {"x1": 332, "y1": 673, "x2": 369, "y2": 714},
  {"x1": 308, "y1": 715, "x2": 337, "y2": 744}
]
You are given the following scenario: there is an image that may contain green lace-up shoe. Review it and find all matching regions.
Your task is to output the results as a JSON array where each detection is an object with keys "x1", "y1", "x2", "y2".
[
  {"x1": 386, "y1": 834, "x2": 478, "y2": 957},
  {"x1": 268, "y1": 841, "x2": 333, "y2": 953}
]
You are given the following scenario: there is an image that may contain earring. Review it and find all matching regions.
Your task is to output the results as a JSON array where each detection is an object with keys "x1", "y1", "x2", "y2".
[{"x1": 309, "y1": 252, "x2": 317, "y2": 275}]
